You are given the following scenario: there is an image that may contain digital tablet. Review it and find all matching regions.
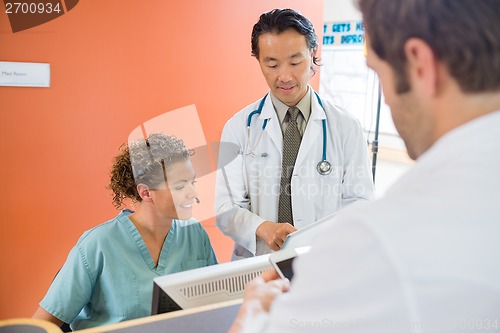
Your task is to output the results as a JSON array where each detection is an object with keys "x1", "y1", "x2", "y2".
[{"x1": 269, "y1": 246, "x2": 311, "y2": 281}]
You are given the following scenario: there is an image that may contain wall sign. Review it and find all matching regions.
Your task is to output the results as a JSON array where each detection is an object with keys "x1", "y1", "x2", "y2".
[
  {"x1": 0, "y1": 61, "x2": 50, "y2": 87},
  {"x1": 323, "y1": 21, "x2": 364, "y2": 46}
]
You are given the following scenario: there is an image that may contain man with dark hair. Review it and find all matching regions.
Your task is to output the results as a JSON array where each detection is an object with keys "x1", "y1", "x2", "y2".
[
  {"x1": 215, "y1": 8, "x2": 374, "y2": 260},
  {"x1": 229, "y1": 1, "x2": 500, "y2": 331}
]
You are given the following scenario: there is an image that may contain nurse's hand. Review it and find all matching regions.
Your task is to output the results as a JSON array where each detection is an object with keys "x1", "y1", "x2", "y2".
[{"x1": 256, "y1": 221, "x2": 297, "y2": 251}]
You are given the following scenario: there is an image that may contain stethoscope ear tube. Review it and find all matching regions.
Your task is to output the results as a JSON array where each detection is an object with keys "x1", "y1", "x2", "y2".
[{"x1": 246, "y1": 94, "x2": 269, "y2": 127}]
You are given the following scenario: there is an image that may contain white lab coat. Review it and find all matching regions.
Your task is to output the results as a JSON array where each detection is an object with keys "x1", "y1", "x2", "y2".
[
  {"x1": 248, "y1": 110, "x2": 500, "y2": 333},
  {"x1": 215, "y1": 90, "x2": 374, "y2": 260}
]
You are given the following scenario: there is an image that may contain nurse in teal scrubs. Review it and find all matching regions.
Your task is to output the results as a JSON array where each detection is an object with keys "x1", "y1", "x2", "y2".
[{"x1": 33, "y1": 133, "x2": 218, "y2": 330}]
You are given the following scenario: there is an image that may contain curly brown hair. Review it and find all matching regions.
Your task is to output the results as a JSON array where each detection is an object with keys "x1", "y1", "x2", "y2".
[{"x1": 108, "y1": 133, "x2": 193, "y2": 209}]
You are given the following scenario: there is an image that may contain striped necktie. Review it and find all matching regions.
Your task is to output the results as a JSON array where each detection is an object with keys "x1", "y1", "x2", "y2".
[{"x1": 277, "y1": 107, "x2": 302, "y2": 225}]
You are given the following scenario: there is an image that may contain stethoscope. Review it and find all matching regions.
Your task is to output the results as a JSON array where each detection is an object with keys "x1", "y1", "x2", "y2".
[{"x1": 245, "y1": 92, "x2": 332, "y2": 175}]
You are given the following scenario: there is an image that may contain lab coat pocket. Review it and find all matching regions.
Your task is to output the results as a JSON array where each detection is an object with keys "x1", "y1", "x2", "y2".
[{"x1": 317, "y1": 169, "x2": 343, "y2": 215}]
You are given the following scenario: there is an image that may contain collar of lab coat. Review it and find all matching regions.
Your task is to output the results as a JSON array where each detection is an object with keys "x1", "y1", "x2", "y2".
[
  {"x1": 296, "y1": 89, "x2": 327, "y2": 167},
  {"x1": 256, "y1": 87, "x2": 327, "y2": 164}
]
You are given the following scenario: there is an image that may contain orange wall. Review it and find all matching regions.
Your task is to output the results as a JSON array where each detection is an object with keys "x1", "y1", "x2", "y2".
[{"x1": 0, "y1": 0, "x2": 323, "y2": 319}]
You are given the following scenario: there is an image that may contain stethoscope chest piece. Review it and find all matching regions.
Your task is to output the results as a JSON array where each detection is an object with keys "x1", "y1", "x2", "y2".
[{"x1": 317, "y1": 160, "x2": 332, "y2": 175}]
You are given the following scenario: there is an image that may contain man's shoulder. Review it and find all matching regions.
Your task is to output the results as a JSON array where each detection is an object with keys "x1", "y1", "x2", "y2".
[
  {"x1": 233, "y1": 98, "x2": 265, "y2": 117},
  {"x1": 223, "y1": 96, "x2": 268, "y2": 133},
  {"x1": 321, "y1": 98, "x2": 360, "y2": 124}
]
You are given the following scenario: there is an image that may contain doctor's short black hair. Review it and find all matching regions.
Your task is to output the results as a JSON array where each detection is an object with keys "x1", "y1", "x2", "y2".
[{"x1": 251, "y1": 8, "x2": 321, "y2": 73}]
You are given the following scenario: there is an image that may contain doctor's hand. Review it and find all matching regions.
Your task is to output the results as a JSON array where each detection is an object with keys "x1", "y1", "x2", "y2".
[
  {"x1": 228, "y1": 269, "x2": 289, "y2": 333},
  {"x1": 256, "y1": 221, "x2": 297, "y2": 251}
]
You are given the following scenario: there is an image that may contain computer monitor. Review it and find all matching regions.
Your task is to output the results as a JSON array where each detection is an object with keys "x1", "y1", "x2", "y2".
[{"x1": 151, "y1": 254, "x2": 272, "y2": 315}]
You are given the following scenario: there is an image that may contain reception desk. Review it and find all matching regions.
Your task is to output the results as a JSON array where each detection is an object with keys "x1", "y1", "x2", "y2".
[
  {"x1": 81, "y1": 299, "x2": 241, "y2": 333},
  {"x1": 0, "y1": 300, "x2": 241, "y2": 333}
]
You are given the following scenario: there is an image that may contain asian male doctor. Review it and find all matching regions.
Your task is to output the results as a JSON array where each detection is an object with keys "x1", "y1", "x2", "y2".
[{"x1": 215, "y1": 8, "x2": 374, "y2": 260}]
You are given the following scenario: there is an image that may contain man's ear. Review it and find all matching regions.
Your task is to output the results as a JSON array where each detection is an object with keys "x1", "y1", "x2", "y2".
[
  {"x1": 311, "y1": 47, "x2": 317, "y2": 65},
  {"x1": 136, "y1": 184, "x2": 153, "y2": 203},
  {"x1": 311, "y1": 47, "x2": 317, "y2": 59},
  {"x1": 404, "y1": 38, "x2": 439, "y2": 96},
  {"x1": 309, "y1": 47, "x2": 318, "y2": 75}
]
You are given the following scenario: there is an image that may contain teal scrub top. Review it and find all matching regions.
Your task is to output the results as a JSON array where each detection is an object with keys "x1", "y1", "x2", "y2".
[{"x1": 40, "y1": 210, "x2": 218, "y2": 330}]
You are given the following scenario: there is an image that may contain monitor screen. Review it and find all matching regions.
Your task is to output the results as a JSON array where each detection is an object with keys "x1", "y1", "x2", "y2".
[{"x1": 152, "y1": 254, "x2": 272, "y2": 315}]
